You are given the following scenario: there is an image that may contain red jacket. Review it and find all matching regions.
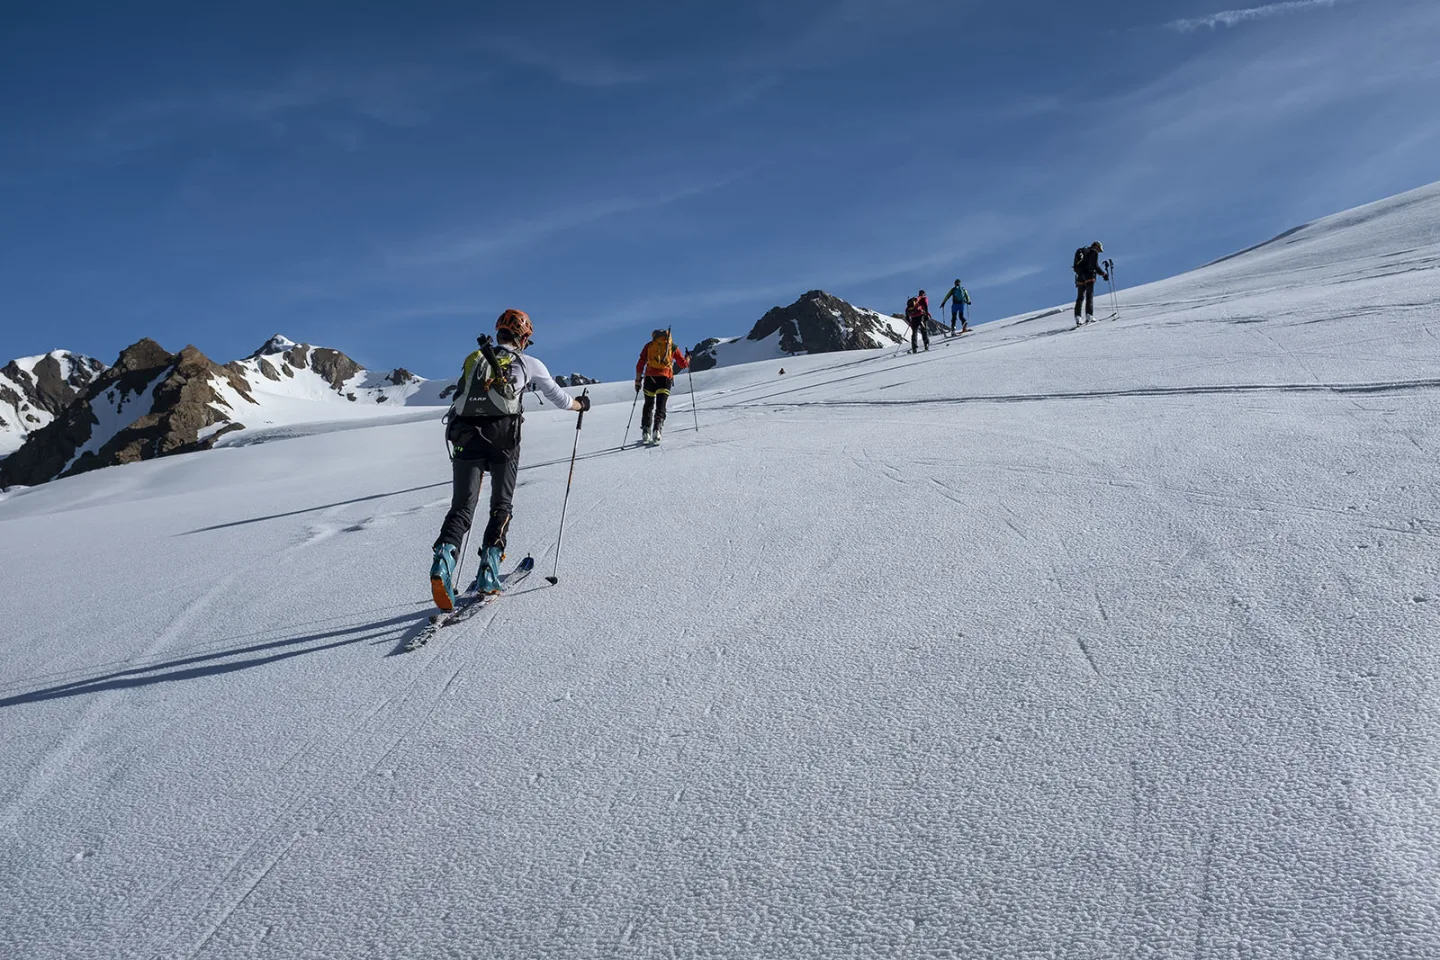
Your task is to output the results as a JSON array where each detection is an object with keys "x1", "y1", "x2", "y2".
[{"x1": 637, "y1": 339, "x2": 689, "y2": 379}]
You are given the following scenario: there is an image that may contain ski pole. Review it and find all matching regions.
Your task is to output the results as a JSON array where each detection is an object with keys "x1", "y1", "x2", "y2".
[
  {"x1": 546, "y1": 388, "x2": 587, "y2": 585},
  {"x1": 686, "y1": 362, "x2": 699, "y2": 432},
  {"x1": 622, "y1": 385, "x2": 641, "y2": 448},
  {"x1": 1104, "y1": 259, "x2": 1118, "y2": 318}
]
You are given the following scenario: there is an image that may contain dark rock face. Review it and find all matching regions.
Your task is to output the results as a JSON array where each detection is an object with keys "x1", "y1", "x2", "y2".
[
  {"x1": 554, "y1": 373, "x2": 598, "y2": 388},
  {"x1": 688, "y1": 291, "x2": 906, "y2": 372},
  {"x1": 0, "y1": 340, "x2": 254, "y2": 489},
  {"x1": 242, "y1": 335, "x2": 364, "y2": 394},
  {"x1": 0, "y1": 353, "x2": 106, "y2": 417},
  {"x1": 309, "y1": 348, "x2": 362, "y2": 392},
  {"x1": 0, "y1": 352, "x2": 107, "y2": 451}
]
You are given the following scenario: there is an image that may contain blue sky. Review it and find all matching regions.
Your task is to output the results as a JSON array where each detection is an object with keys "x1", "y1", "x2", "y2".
[{"x1": 2, "y1": 0, "x2": 1438, "y2": 380}]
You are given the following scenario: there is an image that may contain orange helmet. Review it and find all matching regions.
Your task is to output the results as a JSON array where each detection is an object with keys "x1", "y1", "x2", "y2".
[{"x1": 496, "y1": 308, "x2": 533, "y2": 346}]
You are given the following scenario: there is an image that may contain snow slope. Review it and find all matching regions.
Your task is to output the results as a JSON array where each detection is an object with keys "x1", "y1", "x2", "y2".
[{"x1": 2, "y1": 183, "x2": 1439, "y2": 958}]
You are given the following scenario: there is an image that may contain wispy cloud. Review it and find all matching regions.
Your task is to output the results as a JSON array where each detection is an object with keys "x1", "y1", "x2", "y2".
[
  {"x1": 1168, "y1": 0, "x2": 1348, "y2": 32},
  {"x1": 392, "y1": 173, "x2": 747, "y2": 267},
  {"x1": 970, "y1": 263, "x2": 1046, "y2": 289},
  {"x1": 92, "y1": 61, "x2": 482, "y2": 154},
  {"x1": 476, "y1": 35, "x2": 647, "y2": 88}
]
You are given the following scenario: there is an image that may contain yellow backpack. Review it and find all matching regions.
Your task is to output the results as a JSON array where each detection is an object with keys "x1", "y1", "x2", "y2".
[{"x1": 645, "y1": 338, "x2": 673, "y2": 373}]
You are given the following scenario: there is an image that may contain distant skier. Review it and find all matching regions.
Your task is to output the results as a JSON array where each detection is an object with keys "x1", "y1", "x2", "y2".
[
  {"x1": 429, "y1": 308, "x2": 589, "y2": 611},
  {"x1": 634, "y1": 329, "x2": 690, "y2": 445},
  {"x1": 904, "y1": 296, "x2": 930, "y2": 353},
  {"x1": 1073, "y1": 241, "x2": 1110, "y2": 326},
  {"x1": 941, "y1": 279, "x2": 972, "y2": 334}
]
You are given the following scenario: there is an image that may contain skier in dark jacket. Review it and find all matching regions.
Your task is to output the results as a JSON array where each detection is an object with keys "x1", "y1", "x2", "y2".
[
  {"x1": 1073, "y1": 242, "x2": 1110, "y2": 326},
  {"x1": 429, "y1": 308, "x2": 589, "y2": 610},
  {"x1": 904, "y1": 296, "x2": 930, "y2": 353}
]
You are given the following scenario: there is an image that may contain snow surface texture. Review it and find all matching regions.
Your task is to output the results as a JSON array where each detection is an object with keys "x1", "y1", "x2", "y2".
[{"x1": 2, "y1": 183, "x2": 1439, "y2": 958}]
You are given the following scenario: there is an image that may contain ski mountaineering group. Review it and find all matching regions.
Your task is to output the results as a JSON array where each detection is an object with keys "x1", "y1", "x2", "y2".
[
  {"x1": 424, "y1": 316, "x2": 694, "y2": 620},
  {"x1": 904, "y1": 278, "x2": 974, "y2": 353},
  {"x1": 423, "y1": 243, "x2": 1113, "y2": 625}
]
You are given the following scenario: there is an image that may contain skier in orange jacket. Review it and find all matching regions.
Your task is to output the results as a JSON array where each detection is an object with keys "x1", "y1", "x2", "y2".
[{"x1": 634, "y1": 329, "x2": 690, "y2": 445}]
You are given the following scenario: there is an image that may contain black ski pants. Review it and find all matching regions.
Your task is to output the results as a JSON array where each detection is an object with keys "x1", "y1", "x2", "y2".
[
  {"x1": 1074, "y1": 279, "x2": 1096, "y2": 319},
  {"x1": 641, "y1": 375, "x2": 673, "y2": 431},
  {"x1": 909, "y1": 318, "x2": 930, "y2": 351},
  {"x1": 435, "y1": 415, "x2": 520, "y2": 553}
]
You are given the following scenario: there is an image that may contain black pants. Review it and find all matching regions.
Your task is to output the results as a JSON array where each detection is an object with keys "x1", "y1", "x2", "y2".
[
  {"x1": 641, "y1": 375, "x2": 673, "y2": 431},
  {"x1": 909, "y1": 320, "x2": 929, "y2": 351},
  {"x1": 435, "y1": 415, "x2": 520, "y2": 553},
  {"x1": 1075, "y1": 280, "x2": 1095, "y2": 318}
]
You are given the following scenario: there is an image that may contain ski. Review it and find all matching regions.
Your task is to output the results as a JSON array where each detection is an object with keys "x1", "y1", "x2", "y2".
[{"x1": 406, "y1": 555, "x2": 536, "y2": 652}]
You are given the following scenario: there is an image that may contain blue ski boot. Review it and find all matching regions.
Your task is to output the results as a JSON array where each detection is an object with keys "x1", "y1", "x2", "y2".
[
  {"x1": 478, "y1": 546, "x2": 504, "y2": 595},
  {"x1": 429, "y1": 543, "x2": 459, "y2": 611}
]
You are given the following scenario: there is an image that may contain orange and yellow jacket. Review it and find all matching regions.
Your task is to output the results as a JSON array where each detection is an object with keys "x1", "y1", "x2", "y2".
[{"x1": 636, "y1": 337, "x2": 690, "y2": 379}]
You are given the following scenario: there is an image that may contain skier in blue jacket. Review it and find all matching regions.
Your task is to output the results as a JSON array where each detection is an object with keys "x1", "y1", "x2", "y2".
[{"x1": 940, "y1": 279, "x2": 972, "y2": 334}]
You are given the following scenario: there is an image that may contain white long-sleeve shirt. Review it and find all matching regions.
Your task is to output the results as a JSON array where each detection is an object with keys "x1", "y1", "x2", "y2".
[
  {"x1": 448, "y1": 345, "x2": 574, "y2": 417},
  {"x1": 508, "y1": 350, "x2": 574, "y2": 409}
]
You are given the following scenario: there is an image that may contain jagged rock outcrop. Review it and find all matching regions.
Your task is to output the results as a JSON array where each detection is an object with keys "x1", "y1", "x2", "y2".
[
  {"x1": 0, "y1": 351, "x2": 107, "y2": 456},
  {"x1": 554, "y1": 373, "x2": 598, "y2": 387},
  {"x1": 1, "y1": 332, "x2": 451, "y2": 489},
  {"x1": 688, "y1": 291, "x2": 912, "y2": 372},
  {"x1": 233, "y1": 335, "x2": 362, "y2": 395},
  {"x1": 0, "y1": 340, "x2": 253, "y2": 489}
]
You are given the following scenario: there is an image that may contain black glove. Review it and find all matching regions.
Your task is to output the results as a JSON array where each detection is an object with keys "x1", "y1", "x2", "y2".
[
  {"x1": 576, "y1": 394, "x2": 591, "y2": 412},
  {"x1": 634, "y1": 379, "x2": 642, "y2": 393}
]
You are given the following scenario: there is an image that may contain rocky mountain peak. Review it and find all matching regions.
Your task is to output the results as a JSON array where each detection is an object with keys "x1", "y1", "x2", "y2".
[
  {"x1": 0, "y1": 350, "x2": 109, "y2": 458},
  {"x1": 112, "y1": 338, "x2": 173, "y2": 376},
  {"x1": 252, "y1": 333, "x2": 298, "y2": 357},
  {"x1": 689, "y1": 290, "x2": 910, "y2": 372},
  {"x1": 0, "y1": 339, "x2": 257, "y2": 489}
]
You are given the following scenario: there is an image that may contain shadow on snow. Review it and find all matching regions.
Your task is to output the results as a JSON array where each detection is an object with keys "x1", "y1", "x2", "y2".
[{"x1": 0, "y1": 611, "x2": 434, "y2": 709}]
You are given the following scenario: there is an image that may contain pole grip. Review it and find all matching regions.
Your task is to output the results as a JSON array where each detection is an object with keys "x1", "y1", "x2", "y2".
[{"x1": 576, "y1": 388, "x2": 588, "y2": 430}]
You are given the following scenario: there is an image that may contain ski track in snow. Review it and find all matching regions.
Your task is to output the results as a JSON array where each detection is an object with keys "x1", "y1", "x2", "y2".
[{"x1": 3, "y1": 183, "x2": 1440, "y2": 957}]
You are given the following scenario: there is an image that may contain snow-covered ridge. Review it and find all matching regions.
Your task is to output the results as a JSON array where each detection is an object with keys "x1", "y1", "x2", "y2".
[
  {"x1": 0, "y1": 350, "x2": 106, "y2": 457},
  {"x1": 0, "y1": 331, "x2": 604, "y2": 487},
  {"x1": 0, "y1": 335, "x2": 459, "y2": 488},
  {"x1": 222, "y1": 332, "x2": 454, "y2": 415}
]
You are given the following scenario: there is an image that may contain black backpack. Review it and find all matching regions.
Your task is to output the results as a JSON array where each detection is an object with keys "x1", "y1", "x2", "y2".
[{"x1": 1073, "y1": 247, "x2": 1088, "y2": 274}]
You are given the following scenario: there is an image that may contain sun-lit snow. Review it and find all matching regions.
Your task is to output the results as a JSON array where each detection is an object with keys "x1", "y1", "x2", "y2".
[{"x1": 2, "y1": 183, "x2": 1438, "y2": 958}]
